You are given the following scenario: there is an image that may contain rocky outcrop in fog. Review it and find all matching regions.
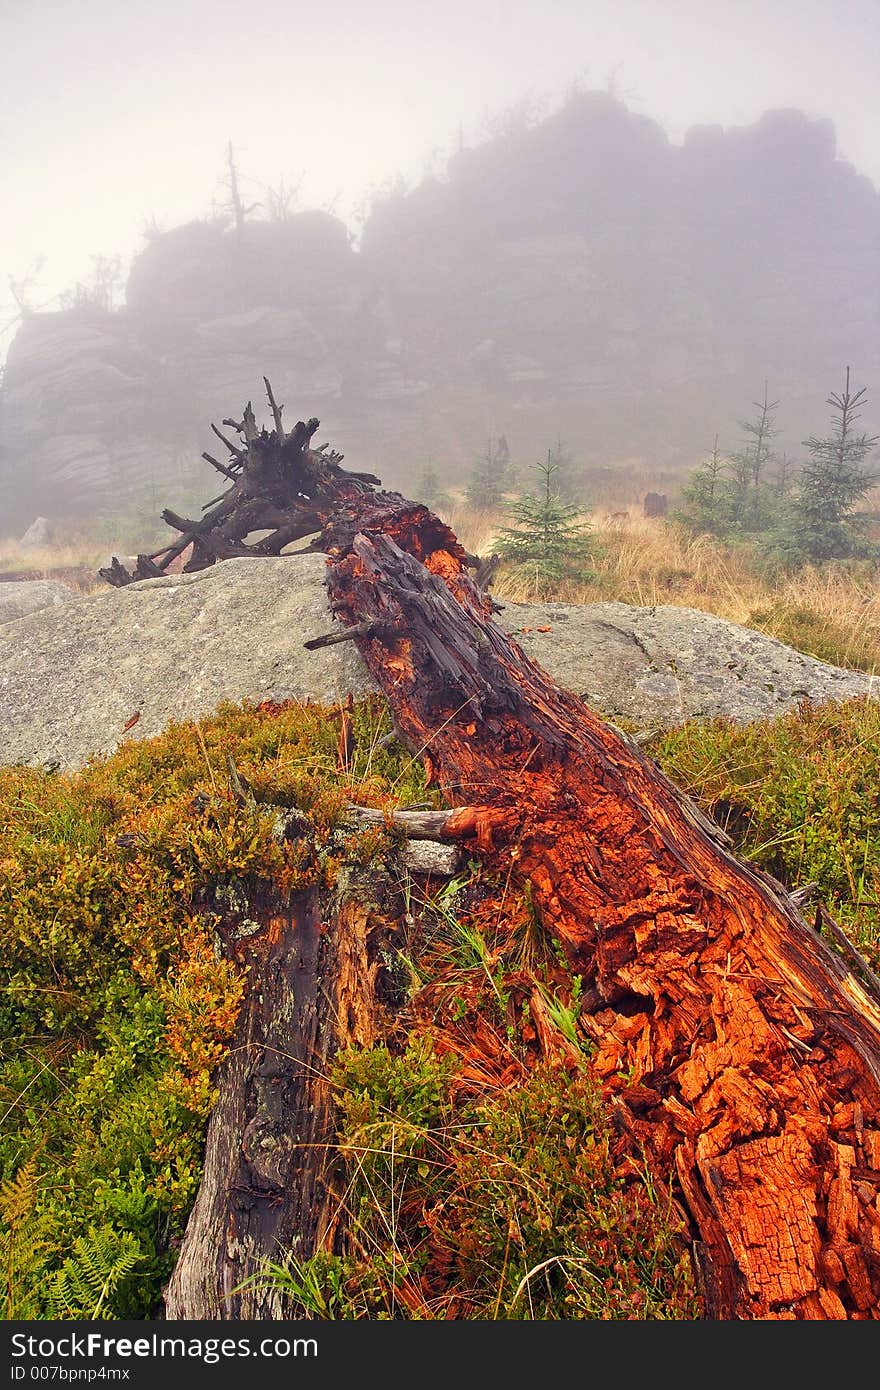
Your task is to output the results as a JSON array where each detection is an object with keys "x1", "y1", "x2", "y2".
[{"x1": 2, "y1": 93, "x2": 878, "y2": 530}]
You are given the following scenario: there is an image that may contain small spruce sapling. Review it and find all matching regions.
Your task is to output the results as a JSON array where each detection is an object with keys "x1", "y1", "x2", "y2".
[
  {"x1": 674, "y1": 434, "x2": 727, "y2": 535},
  {"x1": 786, "y1": 367, "x2": 878, "y2": 562},
  {"x1": 467, "y1": 436, "x2": 512, "y2": 511},
  {"x1": 416, "y1": 463, "x2": 452, "y2": 513},
  {"x1": 724, "y1": 383, "x2": 780, "y2": 535},
  {"x1": 497, "y1": 451, "x2": 590, "y2": 593},
  {"x1": 546, "y1": 435, "x2": 583, "y2": 503}
]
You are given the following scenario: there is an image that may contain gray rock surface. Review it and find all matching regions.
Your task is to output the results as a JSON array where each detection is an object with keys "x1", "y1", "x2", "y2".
[
  {"x1": 498, "y1": 600, "x2": 877, "y2": 729},
  {"x1": 0, "y1": 556, "x2": 875, "y2": 770},
  {"x1": 0, "y1": 579, "x2": 74, "y2": 626},
  {"x1": 0, "y1": 557, "x2": 374, "y2": 770}
]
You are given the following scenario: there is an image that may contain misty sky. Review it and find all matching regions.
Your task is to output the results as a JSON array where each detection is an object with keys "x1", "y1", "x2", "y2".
[{"x1": 1, "y1": 0, "x2": 879, "y2": 334}]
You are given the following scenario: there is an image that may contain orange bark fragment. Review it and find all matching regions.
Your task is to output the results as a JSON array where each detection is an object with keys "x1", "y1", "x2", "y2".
[{"x1": 817, "y1": 1287, "x2": 848, "y2": 1319}]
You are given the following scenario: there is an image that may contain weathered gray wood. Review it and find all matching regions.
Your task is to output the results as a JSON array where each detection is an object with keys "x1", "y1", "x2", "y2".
[
  {"x1": 163, "y1": 868, "x2": 402, "y2": 1319},
  {"x1": 344, "y1": 802, "x2": 466, "y2": 841},
  {"x1": 304, "y1": 620, "x2": 381, "y2": 651},
  {"x1": 98, "y1": 383, "x2": 386, "y2": 587}
]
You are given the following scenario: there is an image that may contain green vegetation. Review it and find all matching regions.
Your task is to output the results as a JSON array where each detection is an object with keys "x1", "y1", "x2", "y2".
[
  {"x1": 674, "y1": 434, "x2": 728, "y2": 537},
  {"x1": 496, "y1": 451, "x2": 591, "y2": 593},
  {"x1": 0, "y1": 696, "x2": 426, "y2": 1319},
  {"x1": 650, "y1": 695, "x2": 880, "y2": 967},
  {"x1": 785, "y1": 368, "x2": 879, "y2": 563},
  {"x1": 0, "y1": 692, "x2": 696, "y2": 1322},
  {"x1": 466, "y1": 436, "x2": 513, "y2": 511},
  {"x1": 674, "y1": 369, "x2": 877, "y2": 566},
  {"x1": 2, "y1": 684, "x2": 878, "y2": 1320},
  {"x1": 723, "y1": 383, "x2": 782, "y2": 536},
  {"x1": 415, "y1": 463, "x2": 452, "y2": 513},
  {"x1": 543, "y1": 436, "x2": 584, "y2": 504},
  {"x1": 249, "y1": 1050, "x2": 697, "y2": 1319}
]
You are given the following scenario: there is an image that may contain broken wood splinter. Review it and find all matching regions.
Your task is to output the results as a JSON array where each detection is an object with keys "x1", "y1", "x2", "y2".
[{"x1": 303, "y1": 619, "x2": 392, "y2": 650}]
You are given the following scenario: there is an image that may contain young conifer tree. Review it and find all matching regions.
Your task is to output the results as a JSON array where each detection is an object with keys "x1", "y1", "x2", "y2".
[
  {"x1": 416, "y1": 462, "x2": 452, "y2": 514},
  {"x1": 724, "y1": 383, "x2": 780, "y2": 534},
  {"x1": 546, "y1": 435, "x2": 582, "y2": 502},
  {"x1": 773, "y1": 451, "x2": 795, "y2": 500},
  {"x1": 675, "y1": 434, "x2": 728, "y2": 535},
  {"x1": 467, "y1": 436, "x2": 512, "y2": 510},
  {"x1": 417, "y1": 464, "x2": 440, "y2": 506},
  {"x1": 787, "y1": 367, "x2": 878, "y2": 562},
  {"x1": 496, "y1": 450, "x2": 589, "y2": 592}
]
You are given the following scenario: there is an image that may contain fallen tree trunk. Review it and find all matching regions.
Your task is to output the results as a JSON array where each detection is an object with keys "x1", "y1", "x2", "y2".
[
  {"x1": 143, "y1": 387, "x2": 880, "y2": 1320},
  {"x1": 318, "y1": 512, "x2": 880, "y2": 1320}
]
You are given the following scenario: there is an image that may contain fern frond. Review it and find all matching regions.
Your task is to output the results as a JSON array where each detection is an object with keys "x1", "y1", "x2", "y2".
[
  {"x1": 1, "y1": 1158, "x2": 55, "y2": 1318},
  {"x1": 46, "y1": 1226, "x2": 143, "y2": 1319},
  {"x1": 0, "y1": 1157, "x2": 40, "y2": 1228}
]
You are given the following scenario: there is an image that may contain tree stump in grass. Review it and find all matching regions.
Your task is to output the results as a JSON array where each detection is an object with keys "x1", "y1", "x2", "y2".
[{"x1": 164, "y1": 864, "x2": 405, "y2": 1320}]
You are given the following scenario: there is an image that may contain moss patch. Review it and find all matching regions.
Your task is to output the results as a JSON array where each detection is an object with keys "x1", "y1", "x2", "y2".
[
  {"x1": 0, "y1": 695, "x2": 426, "y2": 1318},
  {"x1": 649, "y1": 695, "x2": 880, "y2": 966}
]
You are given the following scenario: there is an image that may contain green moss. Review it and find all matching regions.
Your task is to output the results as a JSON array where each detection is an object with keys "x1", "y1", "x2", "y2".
[
  {"x1": 253, "y1": 1051, "x2": 698, "y2": 1320},
  {"x1": 0, "y1": 694, "x2": 425, "y2": 1319}
]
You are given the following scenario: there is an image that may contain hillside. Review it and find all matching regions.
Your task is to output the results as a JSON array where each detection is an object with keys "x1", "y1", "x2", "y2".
[{"x1": 2, "y1": 92, "x2": 879, "y2": 531}]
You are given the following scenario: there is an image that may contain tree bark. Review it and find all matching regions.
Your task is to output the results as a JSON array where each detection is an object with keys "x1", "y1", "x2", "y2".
[
  {"x1": 316, "y1": 511, "x2": 880, "y2": 1321},
  {"x1": 151, "y1": 388, "x2": 880, "y2": 1319},
  {"x1": 164, "y1": 868, "x2": 403, "y2": 1319}
]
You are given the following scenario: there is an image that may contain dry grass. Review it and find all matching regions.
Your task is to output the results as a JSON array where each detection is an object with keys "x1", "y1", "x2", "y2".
[
  {"x1": 440, "y1": 501, "x2": 503, "y2": 559},
  {"x1": 0, "y1": 537, "x2": 108, "y2": 591},
  {"x1": 446, "y1": 503, "x2": 880, "y2": 675}
]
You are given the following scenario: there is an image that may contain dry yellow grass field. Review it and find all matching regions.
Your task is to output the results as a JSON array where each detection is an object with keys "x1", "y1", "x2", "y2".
[
  {"x1": 445, "y1": 501, "x2": 880, "y2": 675},
  {"x1": 0, "y1": 536, "x2": 108, "y2": 590}
]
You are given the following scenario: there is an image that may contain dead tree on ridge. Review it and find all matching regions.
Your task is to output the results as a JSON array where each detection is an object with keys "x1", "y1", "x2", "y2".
[{"x1": 136, "y1": 384, "x2": 880, "y2": 1321}]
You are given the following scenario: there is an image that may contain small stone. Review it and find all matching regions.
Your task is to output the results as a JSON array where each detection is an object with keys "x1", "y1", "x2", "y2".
[{"x1": 402, "y1": 841, "x2": 461, "y2": 876}]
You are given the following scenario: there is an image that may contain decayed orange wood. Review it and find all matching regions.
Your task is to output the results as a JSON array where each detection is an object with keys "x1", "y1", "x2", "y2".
[
  {"x1": 125, "y1": 389, "x2": 880, "y2": 1319},
  {"x1": 319, "y1": 512, "x2": 880, "y2": 1320}
]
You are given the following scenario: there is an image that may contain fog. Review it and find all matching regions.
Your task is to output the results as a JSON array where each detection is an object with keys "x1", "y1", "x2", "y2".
[
  {"x1": 1, "y1": 0, "x2": 879, "y2": 530},
  {"x1": 3, "y1": 0, "x2": 878, "y2": 313}
]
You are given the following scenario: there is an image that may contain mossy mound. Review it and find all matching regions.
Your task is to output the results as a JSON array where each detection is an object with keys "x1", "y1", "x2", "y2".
[
  {"x1": 0, "y1": 695, "x2": 425, "y2": 1318},
  {"x1": 650, "y1": 695, "x2": 880, "y2": 968}
]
